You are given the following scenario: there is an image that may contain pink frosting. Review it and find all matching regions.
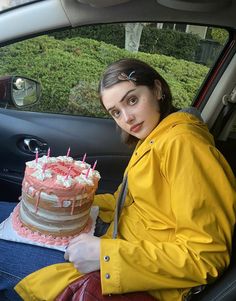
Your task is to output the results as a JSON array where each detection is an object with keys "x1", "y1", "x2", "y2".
[
  {"x1": 12, "y1": 204, "x2": 93, "y2": 246},
  {"x1": 47, "y1": 161, "x2": 81, "y2": 177},
  {"x1": 23, "y1": 161, "x2": 97, "y2": 198},
  {"x1": 23, "y1": 159, "x2": 98, "y2": 213}
]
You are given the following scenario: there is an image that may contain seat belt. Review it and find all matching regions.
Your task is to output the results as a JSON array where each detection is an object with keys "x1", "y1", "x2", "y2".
[{"x1": 112, "y1": 174, "x2": 128, "y2": 239}]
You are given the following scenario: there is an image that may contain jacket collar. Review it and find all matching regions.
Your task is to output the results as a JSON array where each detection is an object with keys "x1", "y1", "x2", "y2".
[{"x1": 126, "y1": 111, "x2": 205, "y2": 172}]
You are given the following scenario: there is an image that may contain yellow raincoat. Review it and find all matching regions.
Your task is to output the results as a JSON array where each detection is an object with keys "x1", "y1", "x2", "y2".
[{"x1": 15, "y1": 112, "x2": 236, "y2": 301}]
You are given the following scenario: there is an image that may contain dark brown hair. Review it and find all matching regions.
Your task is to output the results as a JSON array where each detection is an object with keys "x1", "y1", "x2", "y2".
[{"x1": 99, "y1": 58, "x2": 178, "y2": 145}]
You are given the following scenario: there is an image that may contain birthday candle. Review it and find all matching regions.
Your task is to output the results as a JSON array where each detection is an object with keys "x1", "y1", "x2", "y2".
[
  {"x1": 85, "y1": 168, "x2": 90, "y2": 178},
  {"x1": 35, "y1": 148, "x2": 38, "y2": 163},
  {"x1": 66, "y1": 147, "x2": 71, "y2": 157},
  {"x1": 47, "y1": 147, "x2": 51, "y2": 158},
  {"x1": 82, "y1": 153, "x2": 87, "y2": 163},
  {"x1": 92, "y1": 160, "x2": 97, "y2": 171}
]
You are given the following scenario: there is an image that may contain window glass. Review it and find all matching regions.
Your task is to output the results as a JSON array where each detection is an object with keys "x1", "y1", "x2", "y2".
[
  {"x1": 174, "y1": 24, "x2": 187, "y2": 32},
  {"x1": 0, "y1": 0, "x2": 40, "y2": 12},
  {"x1": 0, "y1": 23, "x2": 229, "y2": 118}
]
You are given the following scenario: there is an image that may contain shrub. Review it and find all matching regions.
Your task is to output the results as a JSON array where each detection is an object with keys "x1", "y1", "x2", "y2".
[
  {"x1": 0, "y1": 35, "x2": 209, "y2": 117},
  {"x1": 51, "y1": 24, "x2": 201, "y2": 62}
]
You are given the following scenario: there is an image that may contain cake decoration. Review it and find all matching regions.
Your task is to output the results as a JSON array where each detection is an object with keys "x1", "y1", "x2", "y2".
[{"x1": 13, "y1": 154, "x2": 100, "y2": 240}]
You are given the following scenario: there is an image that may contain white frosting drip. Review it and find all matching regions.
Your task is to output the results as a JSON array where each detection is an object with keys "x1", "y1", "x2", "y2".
[
  {"x1": 22, "y1": 198, "x2": 89, "y2": 220},
  {"x1": 20, "y1": 201, "x2": 89, "y2": 232},
  {"x1": 25, "y1": 186, "x2": 89, "y2": 203}
]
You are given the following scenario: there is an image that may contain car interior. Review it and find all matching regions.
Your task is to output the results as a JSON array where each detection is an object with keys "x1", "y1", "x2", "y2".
[{"x1": 0, "y1": 0, "x2": 236, "y2": 300}]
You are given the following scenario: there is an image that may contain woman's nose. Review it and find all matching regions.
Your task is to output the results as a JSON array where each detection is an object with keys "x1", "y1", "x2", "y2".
[{"x1": 123, "y1": 110, "x2": 134, "y2": 123}]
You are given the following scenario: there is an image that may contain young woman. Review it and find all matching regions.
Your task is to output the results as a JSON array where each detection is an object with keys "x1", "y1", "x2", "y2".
[{"x1": 0, "y1": 58, "x2": 235, "y2": 301}]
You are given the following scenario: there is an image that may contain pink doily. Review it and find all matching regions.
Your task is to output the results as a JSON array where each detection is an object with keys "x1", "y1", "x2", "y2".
[{"x1": 11, "y1": 204, "x2": 92, "y2": 246}]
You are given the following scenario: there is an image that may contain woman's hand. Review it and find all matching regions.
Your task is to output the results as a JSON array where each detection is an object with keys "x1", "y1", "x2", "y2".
[{"x1": 64, "y1": 233, "x2": 100, "y2": 273}]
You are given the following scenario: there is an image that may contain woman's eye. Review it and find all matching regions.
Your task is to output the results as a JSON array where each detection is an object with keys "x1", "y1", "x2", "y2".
[
  {"x1": 128, "y1": 97, "x2": 138, "y2": 105},
  {"x1": 111, "y1": 110, "x2": 120, "y2": 118}
]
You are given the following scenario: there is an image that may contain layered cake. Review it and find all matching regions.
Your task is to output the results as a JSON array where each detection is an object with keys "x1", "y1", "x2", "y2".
[{"x1": 14, "y1": 155, "x2": 100, "y2": 239}]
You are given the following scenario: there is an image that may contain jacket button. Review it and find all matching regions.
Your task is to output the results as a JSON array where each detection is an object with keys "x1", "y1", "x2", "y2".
[
  {"x1": 150, "y1": 140, "x2": 154, "y2": 144},
  {"x1": 104, "y1": 255, "x2": 110, "y2": 262},
  {"x1": 105, "y1": 273, "x2": 110, "y2": 279}
]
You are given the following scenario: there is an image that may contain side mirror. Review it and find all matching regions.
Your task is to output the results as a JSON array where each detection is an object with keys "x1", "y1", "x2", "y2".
[{"x1": 0, "y1": 76, "x2": 41, "y2": 108}]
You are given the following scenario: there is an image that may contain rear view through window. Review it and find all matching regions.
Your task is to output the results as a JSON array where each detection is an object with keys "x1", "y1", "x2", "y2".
[{"x1": 0, "y1": 22, "x2": 229, "y2": 117}]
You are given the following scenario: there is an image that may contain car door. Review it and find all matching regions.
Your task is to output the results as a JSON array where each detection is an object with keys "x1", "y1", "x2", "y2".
[
  {"x1": 0, "y1": 108, "x2": 132, "y2": 201},
  {"x1": 0, "y1": 0, "x2": 234, "y2": 205}
]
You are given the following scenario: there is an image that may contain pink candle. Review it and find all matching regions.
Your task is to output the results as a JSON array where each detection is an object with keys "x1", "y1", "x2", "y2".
[
  {"x1": 35, "y1": 148, "x2": 39, "y2": 163},
  {"x1": 82, "y1": 153, "x2": 87, "y2": 163},
  {"x1": 47, "y1": 147, "x2": 51, "y2": 158},
  {"x1": 85, "y1": 167, "x2": 90, "y2": 178},
  {"x1": 66, "y1": 147, "x2": 71, "y2": 157},
  {"x1": 92, "y1": 160, "x2": 97, "y2": 171}
]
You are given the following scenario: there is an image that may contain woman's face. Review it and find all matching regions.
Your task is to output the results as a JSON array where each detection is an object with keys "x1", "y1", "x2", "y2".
[{"x1": 102, "y1": 81, "x2": 162, "y2": 140}]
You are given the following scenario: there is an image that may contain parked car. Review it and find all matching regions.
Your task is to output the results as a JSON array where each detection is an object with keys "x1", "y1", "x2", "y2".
[{"x1": 0, "y1": 0, "x2": 235, "y2": 300}]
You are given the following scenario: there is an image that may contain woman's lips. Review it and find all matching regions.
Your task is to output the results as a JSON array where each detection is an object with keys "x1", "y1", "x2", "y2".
[{"x1": 130, "y1": 122, "x2": 143, "y2": 133}]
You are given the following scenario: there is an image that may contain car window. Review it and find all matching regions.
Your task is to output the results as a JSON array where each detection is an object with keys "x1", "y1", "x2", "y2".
[
  {"x1": 0, "y1": 0, "x2": 40, "y2": 12},
  {"x1": 0, "y1": 22, "x2": 229, "y2": 118}
]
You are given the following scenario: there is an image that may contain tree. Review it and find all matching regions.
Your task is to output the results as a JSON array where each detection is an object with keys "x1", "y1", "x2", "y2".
[
  {"x1": 125, "y1": 23, "x2": 144, "y2": 52},
  {"x1": 211, "y1": 28, "x2": 228, "y2": 46}
]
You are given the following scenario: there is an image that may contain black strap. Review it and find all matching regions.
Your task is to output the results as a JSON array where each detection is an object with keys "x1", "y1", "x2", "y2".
[
  {"x1": 211, "y1": 102, "x2": 236, "y2": 137},
  {"x1": 112, "y1": 174, "x2": 128, "y2": 239}
]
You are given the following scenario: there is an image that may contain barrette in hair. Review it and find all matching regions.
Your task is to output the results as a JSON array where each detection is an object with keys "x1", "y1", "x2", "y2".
[{"x1": 118, "y1": 71, "x2": 137, "y2": 82}]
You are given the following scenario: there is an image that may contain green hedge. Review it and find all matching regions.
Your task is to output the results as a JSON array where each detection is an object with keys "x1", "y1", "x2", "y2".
[
  {"x1": 51, "y1": 24, "x2": 200, "y2": 62},
  {"x1": 0, "y1": 35, "x2": 209, "y2": 117},
  {"x1": 52, "y1": 24, "x2": 125, "y2": 49}
]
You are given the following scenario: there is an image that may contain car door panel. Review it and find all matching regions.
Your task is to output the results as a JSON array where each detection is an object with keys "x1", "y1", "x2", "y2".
[{"x1": 0, "y1": 109, "x2": 132, "y2": 202}]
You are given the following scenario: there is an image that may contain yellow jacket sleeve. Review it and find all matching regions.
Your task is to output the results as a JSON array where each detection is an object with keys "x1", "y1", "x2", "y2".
[
  {"x1": 15, "y1": 263, "x2": 82, "y2": 301},
  {"x1": 93, "y1": 192, "x2": 117, "y2": 223},
  {"x1": 100, "y1": 133, "x2": 236, "y2": 295},
  {"x1": 93, "y1": 184, "x2": 133, "y2": 223}
]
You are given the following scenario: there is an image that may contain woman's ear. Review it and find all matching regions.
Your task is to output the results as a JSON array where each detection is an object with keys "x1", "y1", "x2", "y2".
[{"x1": 154, "y1": 79, "x2": 162, "y2": 100}]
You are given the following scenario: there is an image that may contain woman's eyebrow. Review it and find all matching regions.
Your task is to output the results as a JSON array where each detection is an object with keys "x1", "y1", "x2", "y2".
[{"x1": 107, "y1": 88, "x2": 136, "y2": 112}]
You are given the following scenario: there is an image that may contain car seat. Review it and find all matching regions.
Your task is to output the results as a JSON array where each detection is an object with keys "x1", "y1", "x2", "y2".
[{"x1": 191, "y1": 228, "x2": 236, "y2": 300}]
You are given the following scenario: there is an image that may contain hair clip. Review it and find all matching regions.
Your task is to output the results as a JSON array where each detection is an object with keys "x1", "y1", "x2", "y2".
[{"x1": 118, "y1": 71, "x2": 136, "y2": 82}]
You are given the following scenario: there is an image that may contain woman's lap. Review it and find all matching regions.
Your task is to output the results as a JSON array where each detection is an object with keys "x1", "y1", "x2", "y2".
[
  {"x1": 0, "y1": 202, "x2": 108, "y2": 300},
  {"x1": 0, "y1": 202, "x2": 17, "y2": 221},
  {"x1": 0, "y1": 202, "x2": 65, "y2": 300}
]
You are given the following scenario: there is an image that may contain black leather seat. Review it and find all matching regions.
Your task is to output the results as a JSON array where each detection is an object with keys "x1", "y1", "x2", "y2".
[{"x1": 191, "y1": 229, "x2": 236, "y2": 300}]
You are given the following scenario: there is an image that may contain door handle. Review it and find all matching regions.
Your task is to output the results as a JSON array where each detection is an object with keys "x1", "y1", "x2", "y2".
[{"x1": 23, "y1": 138, "x2": 48, "y2": 154}]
